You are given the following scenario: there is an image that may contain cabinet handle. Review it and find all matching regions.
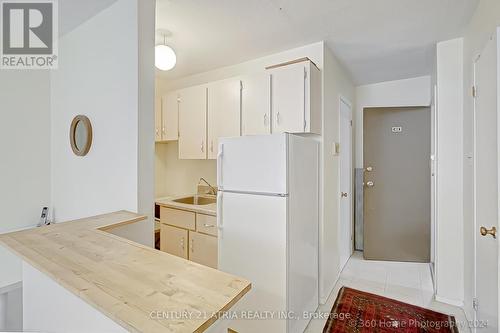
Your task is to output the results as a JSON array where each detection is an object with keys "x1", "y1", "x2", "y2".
[
  {"x1": 201, "y1": 140, "x2": 204, "y2": 152},
  {"x1": 155, "y1": 129, "x2": 159, "y2": 135},
  {"x1": 190, "y1": 238, "x2": 194, "y2": 252},
  {"x1": 210, "y1": 140, "x2": 214, "y2": 152},
  {"x1": 203, "y1": 223, "x2": 215, "y2": 228},
  {"x1": 162, "y1": 127, "x2": 166, "y2": 135},
  {"x1": 180, "y1": 237, "x2": 185, "y2": 250},
  {"x1": 276, "y1": 112, "x2": 280, "y2": 125}
]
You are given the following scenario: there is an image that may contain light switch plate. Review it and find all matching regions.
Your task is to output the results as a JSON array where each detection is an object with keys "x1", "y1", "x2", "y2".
[{"x1": 333, "y1": 142, "x2": 340, "y2": 156}]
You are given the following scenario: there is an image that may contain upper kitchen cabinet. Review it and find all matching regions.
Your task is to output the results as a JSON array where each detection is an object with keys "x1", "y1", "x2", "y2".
[
  {"x1": 268, "y1": 59, "x2": 321, "y2": 134},
  {"x1": 155, "y1": 95, "x2": 162, "y2": 142},
  {"x1": 161, "y1": 91, "x2": 179, "y2": 141},
  {"x1": 178, "y1": 85, "x2": 208, "y2": 159},
  {"x1": 207, "y1": 79, "x2": 242, "y2": 159},
  {"x1": 241, "y1": 73, "x2": 271, "y2": 136}
]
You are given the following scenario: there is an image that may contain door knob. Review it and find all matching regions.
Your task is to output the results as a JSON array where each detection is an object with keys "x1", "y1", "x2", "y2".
[
  {"x1": 480, "y1": 226, "x2": 496, "y2": 239},
  {"x1": 365, "y1": 166, "x2": 373, "y2": 172},
  {"x1": 365, "y1": 181, "x2": 374, "y2": 188},
  {"x1": 341, "y1": 192, "x2": 348, "y2": 198}
]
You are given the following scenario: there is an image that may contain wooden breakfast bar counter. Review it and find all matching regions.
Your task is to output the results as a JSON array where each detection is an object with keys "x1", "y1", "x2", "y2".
[{"x1": 0, "y1": 211, "x2": 251, "y2": 333}]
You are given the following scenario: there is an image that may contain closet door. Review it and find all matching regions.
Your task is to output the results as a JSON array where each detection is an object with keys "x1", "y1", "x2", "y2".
[
  {"x1": 207, "y1": 79, "x2": 241, "y2": 159},
  {"x1": 178, "y1": 85, "x2": 207, "y2": 159},
  {"x1": 241, "y1": 73, "x2": 271, "y2": 136}
]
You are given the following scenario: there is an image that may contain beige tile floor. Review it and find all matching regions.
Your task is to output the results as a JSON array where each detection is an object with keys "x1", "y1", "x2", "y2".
[{"x1": 305, "y1": 251, "x2": 470, "y2": 332}]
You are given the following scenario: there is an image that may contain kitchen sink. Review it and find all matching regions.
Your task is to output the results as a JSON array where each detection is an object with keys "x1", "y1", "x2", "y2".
[{"x1": 172, "y1": 195, "x2": 216, "y2": 205}]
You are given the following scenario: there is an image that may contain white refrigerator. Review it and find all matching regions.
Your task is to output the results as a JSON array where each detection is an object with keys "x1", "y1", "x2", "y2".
[{"x1": 217, "y1": 133, "x2": 319, "y2": 333}]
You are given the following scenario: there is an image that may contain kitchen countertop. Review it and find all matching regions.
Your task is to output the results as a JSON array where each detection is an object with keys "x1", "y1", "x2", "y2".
[
  {"x1": 0, "y1": 211, "x2": 250, "y2": 333},
  {"x1": 156, "y1": 195, "x2": 217, "y2": 216}
]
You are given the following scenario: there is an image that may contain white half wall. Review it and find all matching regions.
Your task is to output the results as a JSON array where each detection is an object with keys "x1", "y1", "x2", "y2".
[
  {"x1": 435, "y1": 38, "x2": 464, "y2": 306},
  {"x1": 50, "y1": 0, "x2": 154, "y2": 247},
  {"x1": 354, "y1": 76, "x2": 432, "y2": 167},
  {"x1": 462, "y1": 0, "x2": 500, "y2": 320},
  {"x1": 0, "y1": 71, "x2": 51, "y2": 289},
  {"x1": 23, "y1": 262, "x2": 126, "y2": 333}
]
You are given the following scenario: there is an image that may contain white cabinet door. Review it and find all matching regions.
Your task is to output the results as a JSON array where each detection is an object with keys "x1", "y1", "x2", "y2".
[
  {"x1": 270, "y1": 60, "x2": 321, "y2": 134},
  {"x1": 241, "y1": 73, "x2": 271, "y2": 136},
  {"x1": 207, "y1": 79, "x2": 241, "y2": 159},
  {"x1": 178, "y1": 85, "x2": 207, "y2": 159},
  {"x1": 189, "y1": 231, "x2": 218, "y2": 269},
  {"x1": 161, "y1": 91, "x2": 179, "y2": 141},
  {"x1": 154, "y1": 94, "x2": 162, "y2": 142},
  {"x1": 271, "y1": 62, "x2": 306, "y2": 133}
]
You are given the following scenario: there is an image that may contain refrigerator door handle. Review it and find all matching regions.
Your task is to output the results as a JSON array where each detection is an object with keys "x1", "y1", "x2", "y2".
[
  {"x1": 217, "y1": 191, "x2": 223, "y2": 230},
  {"x1": 217, "y1": 143, "x2": 224, "y2": 189}
]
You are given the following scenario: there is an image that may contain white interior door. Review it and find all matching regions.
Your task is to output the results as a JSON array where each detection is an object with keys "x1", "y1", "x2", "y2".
[
  {"x1": 339, "y1": 98, "x2": 353, "y2": 269},
  {"x1": 474, "y1": 31, "x2": 499, "y2": 332}
]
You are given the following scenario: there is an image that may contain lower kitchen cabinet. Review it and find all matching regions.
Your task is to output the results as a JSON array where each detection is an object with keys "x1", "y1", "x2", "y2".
[
  {"x1": 160, "y1": 224, "x2": 188, "y2": 259},
  {"x1": 159, "y1": 207, "x2": 218, "y2": 268},
  {"x1": 189, "y1": 231, "x2": 218, "y2": 269}
]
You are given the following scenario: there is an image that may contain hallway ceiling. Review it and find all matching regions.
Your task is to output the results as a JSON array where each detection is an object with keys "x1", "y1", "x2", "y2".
[{"x1": 156, "y1": 0, "x2": 479, "y2": 85}]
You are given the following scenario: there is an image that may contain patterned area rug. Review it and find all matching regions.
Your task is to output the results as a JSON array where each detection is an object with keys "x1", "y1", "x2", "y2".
[{"x1": 323, "y1": 287, "x2": 459, "y2": 332}]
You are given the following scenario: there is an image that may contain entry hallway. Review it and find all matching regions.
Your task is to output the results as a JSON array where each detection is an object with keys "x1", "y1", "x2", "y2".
[{"x1": 305, "y1": 252, "x2": 469, "y2": 332}]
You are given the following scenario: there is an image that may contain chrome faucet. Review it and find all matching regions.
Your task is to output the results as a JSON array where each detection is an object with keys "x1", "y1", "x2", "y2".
[{"x1": 199, "y1": 177, "x2": 217, "y2": 195}]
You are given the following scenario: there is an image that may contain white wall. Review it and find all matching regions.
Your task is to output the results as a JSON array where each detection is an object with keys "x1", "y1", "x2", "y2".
[
  {"x1": 155, "y1": 143, "x2": 217, "y2": 197},
  {"x1": 0, "y1": 71, "x2": 51, "y2": 289},
  {"x1": 137, "y1": 0, "x2": 156, "y2": 242},
  {"x1": 462, "y1": 0, "x2": 500, "y2": 320},
  {"x1": 435, "y1": 38, "x2": 464, "y2": 306},
  {"x1": 157, "y1": 41, "x2": 355, "y2": 302},
  {"x1": 354, "y1": 76, "x2": 432, "y2": 168},
  {"x1": 50, "y1": 0, "x2": 154, "y2": 248},
  {"x1": 320, "y1": 46, "x2": 355, "y2": 302}
]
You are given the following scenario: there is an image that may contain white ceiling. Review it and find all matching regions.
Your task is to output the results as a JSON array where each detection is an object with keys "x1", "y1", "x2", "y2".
[
  {"x1": 59, "y1": 0, "x2": 119, "y2": 36},
  {"x1": 156, "y1": 0, "x2": 479, "y2": 85}
]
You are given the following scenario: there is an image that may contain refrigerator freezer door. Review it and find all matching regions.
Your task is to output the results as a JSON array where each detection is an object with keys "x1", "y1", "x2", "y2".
[
  {"x1": 218, "y1": 191, "x2": 287, "y2": 332},
  {"x1": 218, "y1": 134, "x2": 287, "y2": 195}
]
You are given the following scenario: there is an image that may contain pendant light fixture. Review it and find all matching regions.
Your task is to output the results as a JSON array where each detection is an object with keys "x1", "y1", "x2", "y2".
[{"x1": 155, "y1": 34, "x2": 176, "y2": 71}]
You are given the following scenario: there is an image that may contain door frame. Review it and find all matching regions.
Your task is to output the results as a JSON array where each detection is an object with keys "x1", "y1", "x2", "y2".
[
  {"x1": 339, "y1": 95, "x2": 354, "y2": 267},
  {"x1": 473, "y1": 51, "x2": 479, "y2": 330}
]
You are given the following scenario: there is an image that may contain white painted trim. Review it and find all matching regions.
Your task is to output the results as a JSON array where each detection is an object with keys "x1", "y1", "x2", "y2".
[
  {"x1": 472, "y1": 47, "x2": 479, "y2": 332},
  {"x1": 0, "y1": 281, "x2": 21, "y2": 295},
  {"x1": 435, "y1": 295, "x2": 465, "y2": 308},
  {"x1": 338, "y1": 95, "x2": 354, "y2": 266}
]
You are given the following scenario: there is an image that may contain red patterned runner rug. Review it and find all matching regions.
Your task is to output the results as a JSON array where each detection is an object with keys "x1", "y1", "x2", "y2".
[{"x1": 323, "y1": 287, "x2": 459, "y2": 332}]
